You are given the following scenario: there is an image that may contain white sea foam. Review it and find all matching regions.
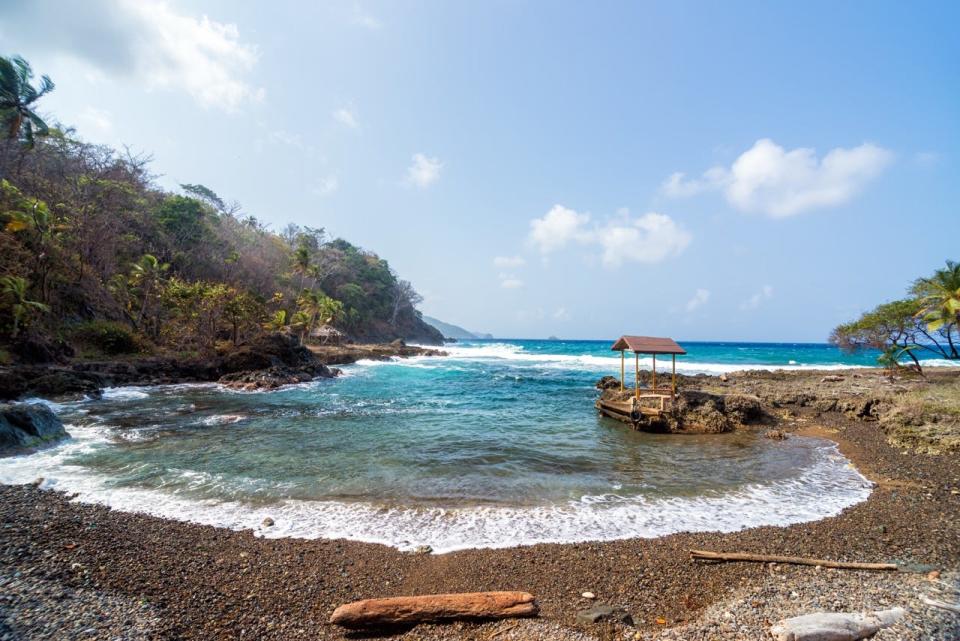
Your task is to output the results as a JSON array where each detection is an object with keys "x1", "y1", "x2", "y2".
[
  {"x1": 401, "y1": 342, "x2": 868, "y2": 375},
  {"x1": 0, "y1": 429, "x2": 872, "y2": 553},
  {"x1": 101, "y1": 386, "x2": 151, "y2": 401},
  {"x1": 200, "y1": 414, "x2": 246, "y2": 426}
]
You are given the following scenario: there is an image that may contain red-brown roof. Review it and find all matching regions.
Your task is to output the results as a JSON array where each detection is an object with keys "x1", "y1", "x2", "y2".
[{"x1": 610, "y1": 335, "x2": 686, "y2": 354}]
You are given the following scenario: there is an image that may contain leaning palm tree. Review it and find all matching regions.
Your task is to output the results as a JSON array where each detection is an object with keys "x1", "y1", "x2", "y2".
[
  {"x1": 0, "y1": 55, "x2": 55, "y2": 146},
  {"x1": 913, "y1": 260, "x2": 960, "y2": 357},
  {"x1": 0, "y1": 275, "x2": 49, "y2": 338}
]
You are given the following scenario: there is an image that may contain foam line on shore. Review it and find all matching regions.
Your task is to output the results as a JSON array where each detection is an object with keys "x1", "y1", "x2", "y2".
[{"x1": 0, "y1": 432, "x2": 872, "y2": 554}]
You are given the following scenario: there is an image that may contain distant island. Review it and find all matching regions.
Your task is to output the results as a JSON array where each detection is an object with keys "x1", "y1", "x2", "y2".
[{"x1": 422, "y1": 316, "x2": 493, "y2": 340}]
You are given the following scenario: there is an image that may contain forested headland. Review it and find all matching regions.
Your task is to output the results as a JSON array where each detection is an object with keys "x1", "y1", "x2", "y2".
[{"x1": 0, "y1": 55, "x2": 441, "y2": 367}]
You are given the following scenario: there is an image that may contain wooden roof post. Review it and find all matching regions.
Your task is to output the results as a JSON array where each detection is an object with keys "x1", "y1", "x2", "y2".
[
  {"x1": 634, "y1": 352, "x2": 639, "y2": 399},
  {"x1": 652, "y1": 353, "x2": 657, "y2": 390},
  {"x1": 620, "y1": 350, "x2": 624, "y2": 392},
  {"x1": 671, "y1": 354, "x2": 676, "y2": 397}
]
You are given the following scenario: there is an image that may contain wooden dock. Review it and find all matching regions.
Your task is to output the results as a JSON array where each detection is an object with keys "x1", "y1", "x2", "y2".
[
  {"x1": 596, "y1": 389, "x2": 675, "y2": 426},
  {"x1": 596, "y1": 336, "x2": 688, "y2": 429}
]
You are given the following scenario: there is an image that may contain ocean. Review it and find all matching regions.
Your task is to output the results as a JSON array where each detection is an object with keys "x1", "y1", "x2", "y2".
[{"x1": 3, "y1": 339, "x2": 950, "y2": 552}]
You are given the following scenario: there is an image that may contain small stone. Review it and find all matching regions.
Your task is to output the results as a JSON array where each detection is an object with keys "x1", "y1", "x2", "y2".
[
  {"x1": 412, "y1": 545, "x2": 432, "y2": 555},
  {"x1": 927, "y1": 569, "x2": 941, "y2": 580},
  {"x1": 575, "y1": 604, "x2": 633, "y2": 626},
  {"x1": 261, "y1": 517, "x2": 274, "y2": 527},
  {"x1": 581, "y1": 591, "x2": 596, "y2": 599}
]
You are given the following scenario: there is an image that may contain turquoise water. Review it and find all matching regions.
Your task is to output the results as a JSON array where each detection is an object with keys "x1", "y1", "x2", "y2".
[{"x1": 0, "y1": 339, "x2": 916, "y2": 551}]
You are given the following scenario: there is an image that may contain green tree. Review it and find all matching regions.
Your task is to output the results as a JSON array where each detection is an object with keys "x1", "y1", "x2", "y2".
[
  {"x1": 912, "y1": 260, "x2": 960, "y2": 357},
  {"x1": 0, "y1": 55, "x2": 54, "y2": 146},
  {"x1": 295, "y1": 290, "x2": 343, "y2": 341},
  {"x1": 223, "y1": 291, "x2": 263, "y2": 345},
  {"x1": 0, "y1": 275, "x2": 49, "y2": 337},
  {"x1": 155, "y1": 195, "x2": 207, "y2": 246}
]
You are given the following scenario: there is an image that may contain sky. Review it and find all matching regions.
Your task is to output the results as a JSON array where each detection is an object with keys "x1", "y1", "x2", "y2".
[{"x1": 1, "y1": 0, "x2": 957, "y2": 341}]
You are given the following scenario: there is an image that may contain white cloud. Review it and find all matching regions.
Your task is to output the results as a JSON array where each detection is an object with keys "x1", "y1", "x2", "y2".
[
  {"x1": 78, "y1": 107, "x2": 112, "y2": 133},
  {"x1": 528, "y1": 205, "x2": 691, "y2": 268},
  {"x1": 0, "y1": 0, "x2": 262, "y2": 112},
  {"x1": 313, "y1": 175, "x2": 339, "y2": 196},
  {"x1": 595, "y1": 212, "x2": 692, "y2": 267},
  {"x1": 267, "y1": 129, "x2": 305, "y2": 150},
  {"x1": 662, "y1": 167, "x2": 727, "y2": 198},
  {"x1": 553, "y1": 307, "x2": 570, "y2": 321},
  {"x1": 741, "y1": 285, "x2": 774, "y2": 310},
  {"x1": 662, "y1": 139, "x2": 893, "y2": 217},
  {"x1": 405, "y1": 153, "x2": 443, "y2": 189},
  {"x1": 333, "y1": 108, "x2": 359, "y2": 129},
  {"x1": 528, "y1": 205, "x2": 591, "y2": 253},
  {"x1": 500, "y1": 276, "x2": 523, "y2": 289},
  {"x1": 493, "y1": 256, "x2": 526, "y2": 269},
  {"x1": 685, "y1": 288, "x2": 710, "y2": 312},
  {"x1": 352, "y1": 2, "x2": 382, "y2": 29}
]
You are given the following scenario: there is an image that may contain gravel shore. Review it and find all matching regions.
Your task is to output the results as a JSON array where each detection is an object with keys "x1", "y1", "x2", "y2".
[{"x1": 1, "y1": 374, "x2": 959, "y2": 640}]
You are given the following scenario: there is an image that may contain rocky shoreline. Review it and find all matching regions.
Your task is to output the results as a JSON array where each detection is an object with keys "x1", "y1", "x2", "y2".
[
  {"x1": 0, "y1": 334, "x2": 446, "y2": 401},
  {"x1": 0, "y1": 367, "x2": 957, "y2": 639}
]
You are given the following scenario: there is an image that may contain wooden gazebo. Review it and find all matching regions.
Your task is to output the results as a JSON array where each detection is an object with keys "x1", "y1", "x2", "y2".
[{"x1": 611, "y1": 335, "x2": 687, "y2": 397}]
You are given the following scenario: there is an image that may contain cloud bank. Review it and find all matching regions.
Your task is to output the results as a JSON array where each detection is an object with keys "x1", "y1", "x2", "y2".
[
  {"x1": 0, "y1": 0, "x2": 262, "y2": 111},
  {"x1": 528, "y1": 205, "x2": 691, "y2": 268},
  {"x1": 663, "y1": 139, "x2": 893, "y2": 217}
]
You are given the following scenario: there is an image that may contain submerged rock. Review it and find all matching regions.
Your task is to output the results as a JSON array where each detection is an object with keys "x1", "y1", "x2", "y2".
[{"x1": 0, "y1": 403, "x2": 69, "y2": 454}]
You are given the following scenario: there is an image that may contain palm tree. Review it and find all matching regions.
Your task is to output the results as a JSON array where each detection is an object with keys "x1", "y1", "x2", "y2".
[
  {"x1": 292, "y1": 245, "x2": 310, "y2": 296},
  {"x1": 296, "y1": 290, "x2": 343, "y2": 341},
  {"x1": 0, "y1": 275, "x2": 49, "y2": 338},
  {"x1": 913, "y1": 260, "x2": 960, "y2": 357},
  {"x1": 129, "y1": 254, "x2": 169, "y2": 333},
  {"x1": 0, "y1": 56, "x2": 55, "y2": 146}
]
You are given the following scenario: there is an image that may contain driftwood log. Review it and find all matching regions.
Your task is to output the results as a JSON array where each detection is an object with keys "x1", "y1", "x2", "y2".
[
  {"x1": 690, "y1": 550, "x2": 898, "y2": 571},
  {"x1": 329, "y1": 591, "x2": 538, "y2": 628}
]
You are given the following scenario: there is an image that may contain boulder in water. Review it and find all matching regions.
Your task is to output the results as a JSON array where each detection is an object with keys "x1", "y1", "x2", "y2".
[{"x1": 0, "y1": 403, "x2": 69, "y2": 454}]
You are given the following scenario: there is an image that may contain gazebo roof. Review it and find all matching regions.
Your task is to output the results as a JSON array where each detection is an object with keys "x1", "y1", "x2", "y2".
[{"x1": 610, "y1": 335, "x2": 686, "y2": 355}]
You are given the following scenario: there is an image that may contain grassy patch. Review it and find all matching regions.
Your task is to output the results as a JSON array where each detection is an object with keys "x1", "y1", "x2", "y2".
[{"x1": 881, "y1": 377, "x2": 960, "y2": 454}]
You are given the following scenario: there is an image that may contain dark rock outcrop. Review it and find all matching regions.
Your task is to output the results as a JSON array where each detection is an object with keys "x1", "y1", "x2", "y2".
[
  {"x1": 221, "y1": 333, "x2": 317, "y2": 372},
  {"x1": 595, "y1": 376, "x2": 621, "y2": 390},
  {"x1": 0, "y1": 403, "x2": 69, "y2": 454},
  {"x1": 307, "y1": 343, "x2": 447, "y2": 366},
  {"x1": 218, "y1": 364, "x2": 339, "y2": 391},
  {"x1": 596, "y1": 383, "x2": 767, "y2": 434},
  {"x1": 0, "y1": 333, "x2": 342, "y2": 399}
]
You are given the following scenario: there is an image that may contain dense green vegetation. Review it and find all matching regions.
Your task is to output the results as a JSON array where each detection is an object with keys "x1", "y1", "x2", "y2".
[
  {"x1": 831, "y1": 261, "x2": 959, "y2": 371},
  {"x1": 0, "y1": 55, "x2": 439, "y2": 362}
]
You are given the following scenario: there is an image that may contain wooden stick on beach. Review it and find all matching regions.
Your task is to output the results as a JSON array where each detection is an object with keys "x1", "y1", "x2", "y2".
[
  {"x1": 329, "y1": 591, "x2": 539, "y2": 628},
  {"x1": 689, "y1": 550, "x2": 898, "y2": 571}
]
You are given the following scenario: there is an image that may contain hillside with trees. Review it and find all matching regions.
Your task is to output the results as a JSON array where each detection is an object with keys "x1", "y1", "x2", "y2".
[{"x1": 0, "y1": 55, "x2": 441, "y2": 366}]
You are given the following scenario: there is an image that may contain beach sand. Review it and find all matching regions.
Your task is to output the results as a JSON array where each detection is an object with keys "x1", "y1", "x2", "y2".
[{"x1": 1, "y1": 369, "x2": 959, "y2": 640}]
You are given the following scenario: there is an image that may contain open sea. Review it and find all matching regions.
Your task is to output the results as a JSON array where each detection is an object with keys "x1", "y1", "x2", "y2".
[{"x1": 1, "y1": 339, "x2": 952, "y2": 552}]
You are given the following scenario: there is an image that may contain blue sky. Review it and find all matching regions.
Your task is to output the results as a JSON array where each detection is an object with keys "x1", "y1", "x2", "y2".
[{"x1": 1, "y1": 1, "x2": 957, "y2": 341}]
